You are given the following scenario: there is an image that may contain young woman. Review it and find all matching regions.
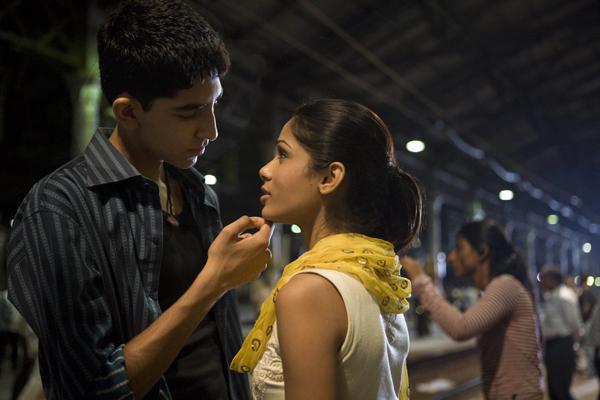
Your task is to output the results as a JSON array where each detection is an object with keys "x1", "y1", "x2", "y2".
[
  {"x1": 402, "y1": 220, "x2": 544, "y2": 399},
  {"x1": 230, "y1": 99, "x2": 423, "y2": 400}
]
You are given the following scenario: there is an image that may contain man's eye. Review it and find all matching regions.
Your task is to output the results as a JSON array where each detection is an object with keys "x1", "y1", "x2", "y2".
[{"x1": 180, "y1": 111, "x2": 196, "y2": 119}]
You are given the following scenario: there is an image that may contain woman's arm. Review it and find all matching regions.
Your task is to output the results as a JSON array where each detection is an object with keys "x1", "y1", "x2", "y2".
[
  {"x1": 412, "y1": 274, "x2": 518, "y2": 340},
  {"x1": 276, "y1": 272, "x2": 348, "y2": 400}
]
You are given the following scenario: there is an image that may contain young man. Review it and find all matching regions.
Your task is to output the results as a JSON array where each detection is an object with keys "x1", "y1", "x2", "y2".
[
  {"x1": 6, "y1": 1, "x2": 270, "y2": 399},
  {"x1": 540, "y1": 266, "x2": 584, "y2": 400}
]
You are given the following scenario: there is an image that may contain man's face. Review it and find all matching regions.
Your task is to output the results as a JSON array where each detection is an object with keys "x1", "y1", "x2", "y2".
[
  {"x1": 135, "y1": 77, "x2": 223, "y2": 169},
  {"x1": 540, "y1": 274, "x2": 559, "y2": 291}
]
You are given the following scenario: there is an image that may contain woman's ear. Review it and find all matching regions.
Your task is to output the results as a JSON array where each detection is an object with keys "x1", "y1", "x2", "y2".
[
  {"x1": 318, "y1": 161, "x2": 345, "y2": 196},
  {"x1": 479, "y1": 244, "x2": 490, "y2": 261},
  {"x1": 112, "y1": 95, "x2": 141, "y2": 130}
]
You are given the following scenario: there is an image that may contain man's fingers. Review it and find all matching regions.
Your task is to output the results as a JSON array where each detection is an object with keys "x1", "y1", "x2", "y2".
[
  {"x1": 236, "y1": 221, "x2": 272, "y2": 246},
  {"x1": 223, "y1": 215, "x2": 266, "y2": 237},
  {"x1": 264, "y1": 220, "x2": 274, "y2": 241},
  {"x1": 251, "y1": 222, "x2": 273, "y2": 246}
]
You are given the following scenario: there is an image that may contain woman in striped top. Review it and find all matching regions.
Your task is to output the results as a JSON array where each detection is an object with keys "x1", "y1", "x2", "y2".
[{"x1": 402, "y1": 220, "x2": 544, "y2": 399}]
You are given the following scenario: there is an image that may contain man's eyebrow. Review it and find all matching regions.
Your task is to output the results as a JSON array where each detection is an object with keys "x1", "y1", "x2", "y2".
[{"x1": 171, "y1": 91, "x2": 224, "y2": 111}]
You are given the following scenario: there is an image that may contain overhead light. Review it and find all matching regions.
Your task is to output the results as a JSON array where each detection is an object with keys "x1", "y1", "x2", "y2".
[
  {"x1": 291, "y1": 224, "x2": 302, "y2": 234},
  {"x1": 499, "y1": 190, "x2": 514, "y2": 201},
  {"x1": 204, "y1": 174, "x2": 217, "y2": 185},
  {"x1": 547, "y1": 214, "x2": 559, "y2": 225},
  {"x1": 582, "y1": 242, "x2": 592, "y2": 253},
  {"x1": 595, "y1": 277, "x2": 600, "y2": 288},
  {"x1": 406, "y1": 140, "x2": 425, "y2": 153},
  {"x1": 587, "y1": 276, "x2": 595, "y2": 286},
  {"x1": 561, "y1": 206, "x2": 573, "y2": 218},
  {"x1": 530, "y1": 188, "x2": 543, "y2": 199},
  {"x1": 574, "y1": 275, "x2": 581, "y2": 286}
]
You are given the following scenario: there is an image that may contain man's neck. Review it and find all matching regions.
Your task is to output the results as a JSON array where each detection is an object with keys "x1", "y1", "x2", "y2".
[{"x1": 109, "y1": 127, "x2": 162, "y2": 183}]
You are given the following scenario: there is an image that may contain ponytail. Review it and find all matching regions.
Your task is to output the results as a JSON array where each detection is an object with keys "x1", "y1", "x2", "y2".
[{"x1": 385, "y1": 165, "x2": 423, "y2": 252}]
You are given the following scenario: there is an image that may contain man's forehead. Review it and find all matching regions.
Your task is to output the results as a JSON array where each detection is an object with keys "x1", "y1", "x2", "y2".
[{"x1": 159, "y1": 79, "x2": 223, "y2": 107}]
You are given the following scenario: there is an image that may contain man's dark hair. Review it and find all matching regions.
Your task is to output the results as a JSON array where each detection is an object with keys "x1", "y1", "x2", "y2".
[
  {"x1": 97, "y1": 0, "x2": 230, "y2": 110},
  {"x1": 541, "y1": 265, "x2": 563, "y2": 285}
]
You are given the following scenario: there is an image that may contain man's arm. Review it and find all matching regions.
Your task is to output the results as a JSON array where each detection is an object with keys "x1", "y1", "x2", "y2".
[
  {"x1": 125, "y1": 216, "x2": 272, "y2": 398},
  {"x1": 8, "y1": 211, "x2": 270, "y2": 399},
  {"x1": 8, "y1": 210, "x2": 132, "y2": 399}
]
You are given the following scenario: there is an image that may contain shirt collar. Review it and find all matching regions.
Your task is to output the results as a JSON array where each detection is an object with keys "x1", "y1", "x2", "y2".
[
  {"x1": 84, "y1": 128, "x2": 218, "y2": 209},
  {"x1": 167, "y1": 165, "x2": 219, "y2": 210},
  {"x1": 84, "y1": 128, "x2": 141, "y2": 187}
]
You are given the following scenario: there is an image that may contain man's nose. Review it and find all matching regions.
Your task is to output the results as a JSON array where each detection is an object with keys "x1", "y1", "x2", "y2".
[{"x1": 197, "y1": 109, "x2": 218, "y2": 141}]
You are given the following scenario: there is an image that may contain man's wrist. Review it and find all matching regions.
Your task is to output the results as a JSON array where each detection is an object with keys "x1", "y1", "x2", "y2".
[{"x1": 196, "y1": 261, "x2": 227, "y2": 301}]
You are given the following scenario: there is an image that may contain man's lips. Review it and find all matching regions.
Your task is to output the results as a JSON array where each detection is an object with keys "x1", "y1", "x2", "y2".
[{"x1": 188, "y1": 146, "x2": 205, "y2": 155}]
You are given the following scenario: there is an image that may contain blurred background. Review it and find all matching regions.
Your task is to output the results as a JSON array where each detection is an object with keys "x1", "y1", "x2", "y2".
[{"x1": 1, "y1": 0, "x2": 599, "y2": 398}]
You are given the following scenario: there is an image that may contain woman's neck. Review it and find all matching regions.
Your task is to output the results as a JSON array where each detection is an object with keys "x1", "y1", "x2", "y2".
[
  {"x1": 301, "y1": 210, "x2": 339, "y2": 250},
  {"x1": 473, "y1": 261, "x2": 492, "y2": 290}
]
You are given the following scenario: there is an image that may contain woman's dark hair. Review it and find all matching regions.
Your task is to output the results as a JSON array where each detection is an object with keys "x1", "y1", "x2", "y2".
[
  {"x1": 97, "y1": 0, "x2": 230, "y2": 110},
  {"x1": 457, "y1": 219, "x2": 534, "y2": 293},
  {"x1": 290, "y1": 98, "x2": 423, "y2": 252}
]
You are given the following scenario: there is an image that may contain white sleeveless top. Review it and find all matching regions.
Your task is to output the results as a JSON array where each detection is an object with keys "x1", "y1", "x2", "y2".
[{"x1": 250, "y1": 269, "x2": 409, "y2": 400}]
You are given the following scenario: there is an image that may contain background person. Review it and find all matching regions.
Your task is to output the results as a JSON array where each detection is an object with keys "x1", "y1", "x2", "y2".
[
  {"x1": 540, "y1": 266, "x2": 585, "y2": 400},
  {"x1": 401, "y1": 219, "x2": 544, "y2": 399}
]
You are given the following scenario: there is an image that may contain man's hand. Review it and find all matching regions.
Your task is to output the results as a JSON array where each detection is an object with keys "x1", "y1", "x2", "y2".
[
  {"x1": 124, "y1": 216, "x2": 272, "y2": 399},
  {"x1": 399, "y1": 256, "x2": 423, "y2": 280},
  {"x1": 203, "y1": 216, "x2": 273, "y2": 294}
]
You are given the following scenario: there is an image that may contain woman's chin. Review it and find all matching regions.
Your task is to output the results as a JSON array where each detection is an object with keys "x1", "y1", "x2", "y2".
[
  {"x1": 260, "y1": 209, "x2": 289, "y2": 225},
  {"x1": 260, "y1": 208, "x2": 275, "y2": 221}
]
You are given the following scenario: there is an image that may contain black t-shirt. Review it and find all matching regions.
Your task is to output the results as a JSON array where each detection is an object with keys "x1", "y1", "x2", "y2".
[{"x1": 158, "y1": 192, "x2": 229, "y2": 399}]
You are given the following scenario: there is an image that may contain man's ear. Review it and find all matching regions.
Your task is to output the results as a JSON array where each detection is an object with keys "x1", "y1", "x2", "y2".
[
  {"x1": 112, "y1": 95, "x2": 141, "y2": 130},
  {"x1": 318, "y1": 161, "x2": 345, "y2": 196}
]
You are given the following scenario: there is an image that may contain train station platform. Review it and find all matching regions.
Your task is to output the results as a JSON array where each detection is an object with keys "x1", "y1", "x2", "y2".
[{"x1": 409, "y1": 330, "x2": 599, "y2": 399}]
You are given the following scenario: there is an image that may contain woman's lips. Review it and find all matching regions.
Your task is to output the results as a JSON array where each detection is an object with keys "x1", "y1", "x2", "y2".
[{"x1": 260, "y1": 194, "x2": 270, "y2": 205}]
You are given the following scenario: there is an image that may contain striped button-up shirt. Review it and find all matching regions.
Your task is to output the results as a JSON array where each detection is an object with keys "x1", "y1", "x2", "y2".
[{"x1": 6, "y1": 128, "x2": 249, "y2": 399}]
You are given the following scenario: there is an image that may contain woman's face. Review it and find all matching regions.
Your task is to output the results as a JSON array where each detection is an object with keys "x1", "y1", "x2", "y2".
[
  {"x1": 448, "y1": 236, "x2": 481, "y2": 278},
  {"x1": 258, "y1": 119, "x2": 323, "y2": 226}
]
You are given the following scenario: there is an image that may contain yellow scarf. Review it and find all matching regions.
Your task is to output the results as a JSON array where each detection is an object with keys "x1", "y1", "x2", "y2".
[{"x1": 230, "y1": 233, "x2": 411, "y2": 399}]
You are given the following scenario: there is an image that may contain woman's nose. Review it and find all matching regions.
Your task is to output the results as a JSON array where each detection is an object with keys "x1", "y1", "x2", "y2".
[
  {"x1": 447, "y1": 249, "x2": 456, "y2": 263},
  {"x1": 259, "y1": 162, "x2": 272, "y2": 181}
]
